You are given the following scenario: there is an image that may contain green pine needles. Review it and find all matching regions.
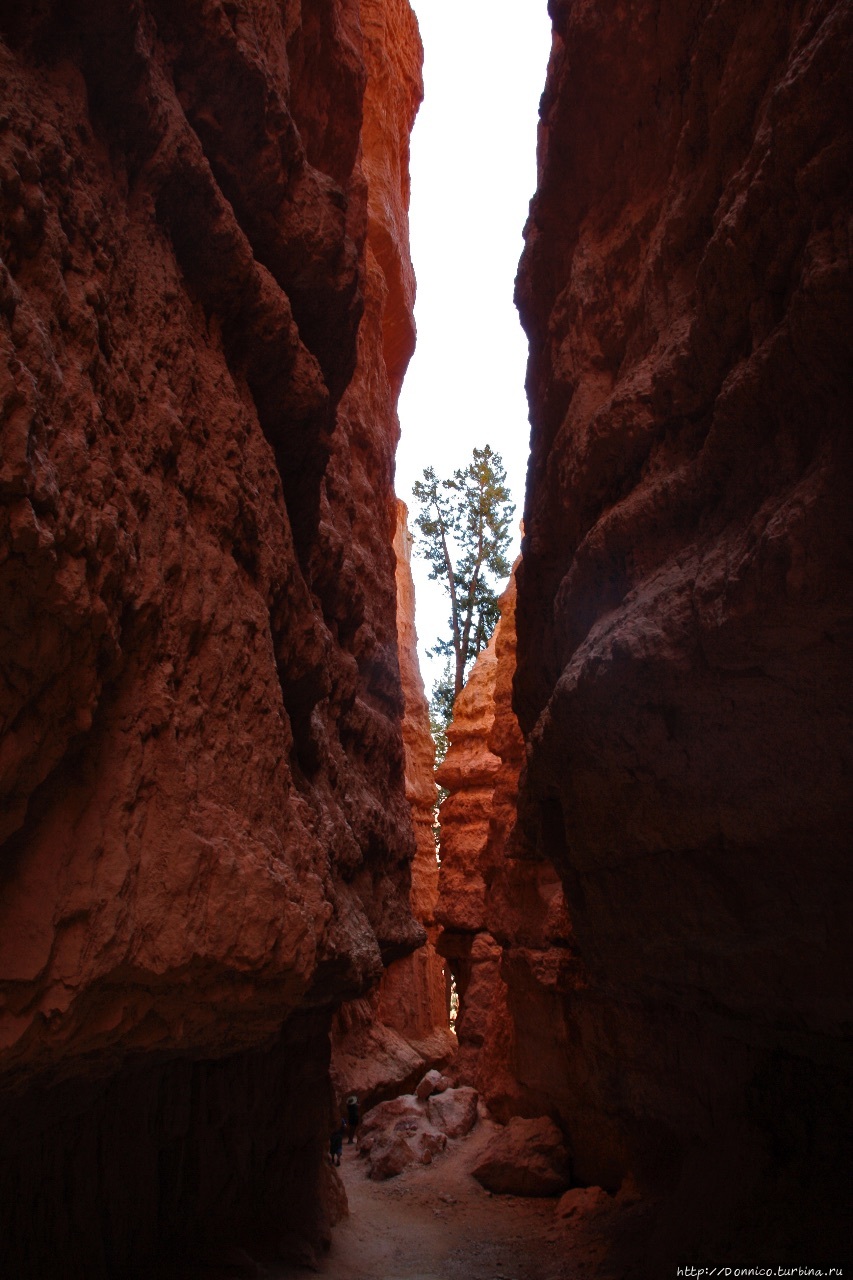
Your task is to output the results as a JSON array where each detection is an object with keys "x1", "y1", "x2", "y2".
[{"x1": 412, "y1": 445, "x2": 515, "y2": 739}]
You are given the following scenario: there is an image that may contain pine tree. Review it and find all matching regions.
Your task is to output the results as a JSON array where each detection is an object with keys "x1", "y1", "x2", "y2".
[{"x1": 412, "y1": 444, "x2": 514, "y2": 705}]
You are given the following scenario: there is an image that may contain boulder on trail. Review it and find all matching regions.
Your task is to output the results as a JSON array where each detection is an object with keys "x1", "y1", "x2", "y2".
[
  {"x1": 415, "y1": 1068, "x2": 453, "y2": 1100},
  {"x1": 556, "y1": 1185, "x2": 612, "y2": 1220},
  {"x1": 471, "y1": 1116, "x2": 570, "y2": 1196},
  {"x1": 357, "y1": 1093, "x2": 445, "y2": 1179},
  {"x1": 366, "y1": 1119, "x2": 448, "y2": 1180},
  {"x1": 358, "y1": 1093, "x2": 422, "y2": 1147},
  {"x1": 427, "y1": 1085, "x2": 478, "y2": 1138},
  {"x1": 358, "y1": 1086, "x2": 481, "y2": 1179}
]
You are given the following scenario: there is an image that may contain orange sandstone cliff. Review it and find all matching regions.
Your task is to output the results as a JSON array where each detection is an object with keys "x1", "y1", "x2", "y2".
[
  {"x1": 512, "y1": 0, "x2": 853, "y2": 1266},
  {"x1": 435, "y1": 599, "x2": 503, "y2": 1087},
  {"x1": 437, "y1": 569, "x2": 577, "y2": 1121},
  {"x1": 0, "y1": 0, "x2": 422, "y2": 1273},
  {"x1": 377, "y1": 503, "x2": 451, "y2": 1048},
  {"x1": 330, "y1": 501, "x2": 454, "y2": 1108}
]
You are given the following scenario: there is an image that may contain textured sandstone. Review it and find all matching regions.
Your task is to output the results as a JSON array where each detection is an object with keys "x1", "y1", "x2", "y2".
[
  {"x1": 0, "y1": 0, "x2": 423, "y2": 1272},
  {"x1": 356, "y1": 1085, "x2": 476, "y2": 1180},
  {"x1": 513, "y1": 0, "x2": 853, "y2": 1265},
  {"x1": 435, "y1": 618, "x2": 500, "y2": 935},
  {"x1": 426, "y1": 1083, "x2": 478, "y2": 1139},
  {"x1": 556, "y1": 1186, "x2": 612, "y2": 1222},
  {"x1": 379, "y1": 502, "x2": 449, "y2": 1037},
  {"x1": 436, "y1": 569, "x2": 578, "y2": 1121},
  {"x1": 471, "y1": 1115, "x2": 571, "y2": 1198},
  {"x1": 415, "y1": 1067, "x2": 451, "y2": 1100},
  {"x1": 330, "y1": 502, "x2": 454, "y2": 1113},
  {"x1": 330, "y1": 992, "x2": 437, "y2": 1116},
  {"x1": 367, "y1": 1129, "x2": 443, "y2": 1180},
  {"x1": 434, "y1": 612, "x2": 503, "y2": 1088}
]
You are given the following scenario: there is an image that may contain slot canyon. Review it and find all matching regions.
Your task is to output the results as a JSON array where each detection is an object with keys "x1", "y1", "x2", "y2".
[{"x1": 0, "y1": 0, "x2": 850, "y2": 1277}]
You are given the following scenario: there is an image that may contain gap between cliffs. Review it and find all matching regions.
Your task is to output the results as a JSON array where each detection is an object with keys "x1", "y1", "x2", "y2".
[
  {"x1": 0, "y1": 0, "x2": 850, "y2": 1275},
  {"x1": 299, "y1": 1122, "x2": 613, "y2": 1280}
]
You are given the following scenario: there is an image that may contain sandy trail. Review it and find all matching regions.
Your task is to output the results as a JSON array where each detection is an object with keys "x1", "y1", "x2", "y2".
[{"x1": 299, "y1": 1118, "x2": 600, "y2": 1280}]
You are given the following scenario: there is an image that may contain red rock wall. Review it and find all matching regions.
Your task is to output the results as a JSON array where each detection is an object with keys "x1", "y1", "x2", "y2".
[
  {"x1": 435, "y1": 570, "x2": 548, "y2": 1114},
  {"x1": 435, "y1": 600, "x2": 503, "y2": 1088},
  {"x1": 377, "y1": 502, "x2": 450, "y2": 1044},
  {"x1": 330, "y1": 502, "x2": 455, "y2": 1111},
  {"x1": 513, "y1": 0, "x2": 853, "y2": 1265},
  {"x1": 437, "y1": 570, "x2": 583, "y2": 1127},
  {"x1": 0, "y1": 0, "x2": 422, "y2": 1272}
]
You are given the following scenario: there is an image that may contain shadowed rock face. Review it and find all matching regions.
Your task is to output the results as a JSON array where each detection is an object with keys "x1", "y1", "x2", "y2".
[
  {"x1": 436, "y1": 570, "x2": 581, "y2": 1125},
  {"x1": 513, "y1": 0, "x2": 853, "y2": 1265},
  {"x1": 436, "y1": 571, "x2": 535, "y2": 1110},
  {"x1": 434, "y1": 607, "x2": 504, "y2": 1088},
  {"x1": 0, "y1": 0, "x2": 422, "y2": 1272},
  {"x1": 330, "y1": 503, "x2": 455, "y2": 1113},
  {"x1": 377, "y1": 502, "x2": 450, "y2": 1051}
]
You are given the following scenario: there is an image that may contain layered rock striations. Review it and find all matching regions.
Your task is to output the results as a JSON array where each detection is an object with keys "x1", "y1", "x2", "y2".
[
  {"x1": 436, "y1": 568, "x2": 577, "y2": 1120},
  {"x1": 478, "y1": 571, "x2": 582, "y2": 1128},
  {"x1": 513, "y1": 0, "x2": 853, "y2": 1264},
  {"x1": 0, "y1": 0, "x2": 422, "y2": 1273},
  {"x1": 331, "y1": 503, "x2": 454, "y2": 1110},
  {"x1": 435, "y1": 610, "x2": 503, "y2": 1089},
  {"x1": 376, "y1": 503, "x2": 451, "y2": 1047}
]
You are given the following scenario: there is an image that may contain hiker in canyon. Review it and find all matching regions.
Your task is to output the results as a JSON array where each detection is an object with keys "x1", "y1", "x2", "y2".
[
  {"x1": 346, "y1": 1095, "x2": 361, "y2": 1145},
  {"x1": 330, "y1": 1120, "x2": 347, "y2": 1168}
]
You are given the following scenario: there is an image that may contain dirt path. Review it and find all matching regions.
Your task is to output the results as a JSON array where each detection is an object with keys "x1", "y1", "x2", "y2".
[{"x1": 302, "y1": 1118, "x2": 604, "y2": 1280}]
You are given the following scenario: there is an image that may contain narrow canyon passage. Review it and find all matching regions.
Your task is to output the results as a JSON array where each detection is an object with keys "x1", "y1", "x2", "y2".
[
  {"x1": 1, "y1": 0, "x2": 851, "y2": 1276},
  {"x1": 297, "y1": 1125, "x2": 593, "y2": 1280}
]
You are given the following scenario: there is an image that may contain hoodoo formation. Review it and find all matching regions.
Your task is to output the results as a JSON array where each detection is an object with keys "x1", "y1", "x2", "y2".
[
  {"x1": 439, "y1": 0, "x2": 853, "y2": 1270},
  {"x1": 1, "y1": 0, "x2": 852, "y2": 1276},
  {"x1": 0, "y1": 0, "x2": 423, "y2": 1273}
]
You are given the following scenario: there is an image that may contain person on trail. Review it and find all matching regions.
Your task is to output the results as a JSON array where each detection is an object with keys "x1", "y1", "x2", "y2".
[
  {"x1": 329, "y1": 1119, "x2": 346, "y2": 1166},
  {"x1": 346, "y1": 1094, "x2": 359, "y2": 1144}
]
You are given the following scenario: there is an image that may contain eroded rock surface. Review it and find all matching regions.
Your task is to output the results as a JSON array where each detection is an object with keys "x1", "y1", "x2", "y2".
[
  {"x1": 330, "y1": 502, "x2": 454, "y2": 1112},
  {"x1": 437, "y1": 569, "x2": 579, "y2": 1123},
  {"x1": 513, "y1": 0, "x2": 853, "y2": 1266},
  {"x1": 471, "y1": 1115, "x2": 570, "y2": 1198},
  {"x1": 0, "y1": 0, "x2": 423, "y2": 1272},
  {"x1": 434, "y1": 597, "x2": 503, "y2": 1089},
  {"x1": 415, "y1": 1067, "x2": 451, "y2": 1100},
  {"x1": 426, "y1": 1083, "x2": 477, "y2": 1139},
  {"x1": 357, "y1": 1081, "x2": 478, "y2": 1180}
]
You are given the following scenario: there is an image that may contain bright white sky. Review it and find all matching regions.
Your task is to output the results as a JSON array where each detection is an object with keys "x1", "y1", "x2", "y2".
[{"x1": 395, "y1": 0, "x2": 552, "y2": 700}]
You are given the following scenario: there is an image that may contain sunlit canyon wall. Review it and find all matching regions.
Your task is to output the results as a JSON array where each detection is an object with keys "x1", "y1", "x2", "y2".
[
  {"x1": 511, "y1": 0, "x2": 852, "y2": 1265},
  {"x1": 0, "y1": 0, "x2": 422, "y2": 1273}
]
